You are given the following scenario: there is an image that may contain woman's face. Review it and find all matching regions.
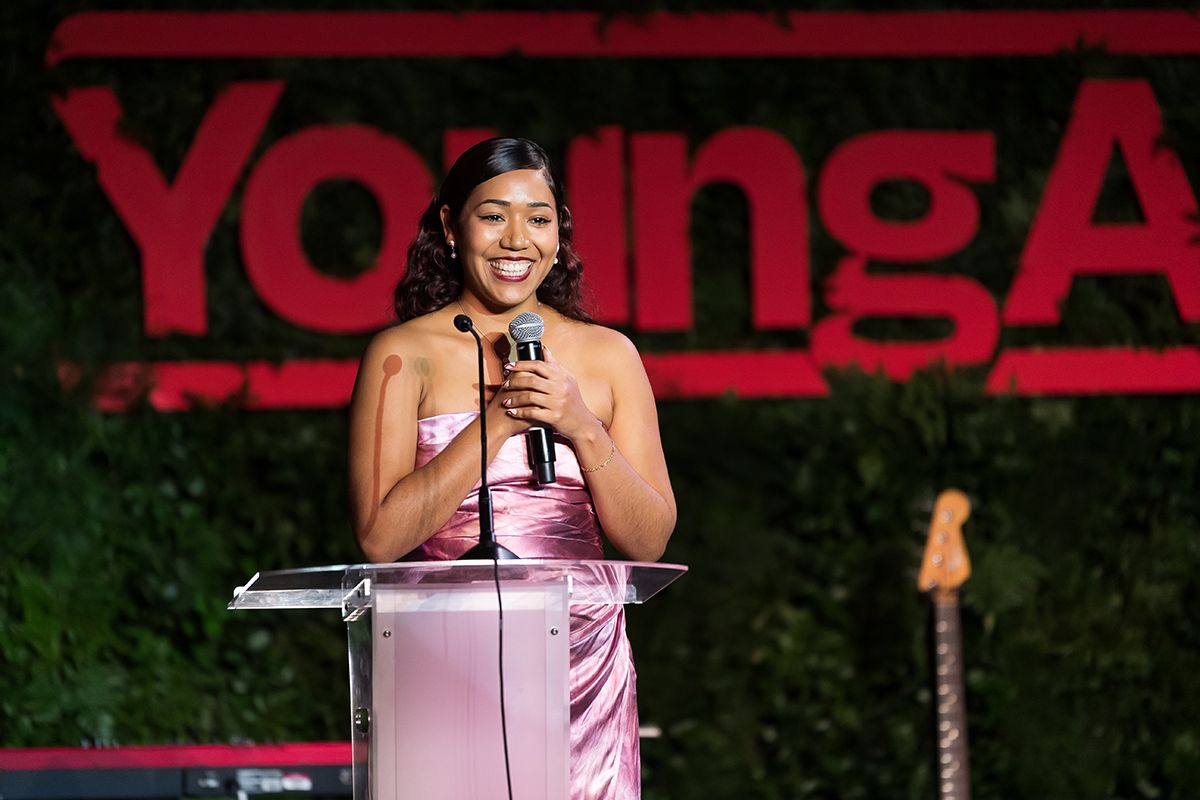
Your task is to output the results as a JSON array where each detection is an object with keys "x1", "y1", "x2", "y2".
[{"x1": 444, "y1": 168, "x2": 559, "y2": 314}]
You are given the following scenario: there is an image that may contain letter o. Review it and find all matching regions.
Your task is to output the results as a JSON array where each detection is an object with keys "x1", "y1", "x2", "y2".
[{"x1": 241, "y1": 125, "x2": 431, "y2": 332}]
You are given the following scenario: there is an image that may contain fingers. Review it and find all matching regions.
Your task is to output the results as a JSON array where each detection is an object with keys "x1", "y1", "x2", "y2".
[
  {"x1": 497, "y1": 347, "x2": 589, "y2": 434},
  {"x1": 502, "y1": 387, "x2": 558, "y2": 408},
  {"x1": 503, "y1": 361, "x2": 553, "y2": 382},
  {"x1": 502, "y1": 404, "x2": 557, "y2": 425},
  {"x1": 502, "y1": 371, "x2": 553, "y2": 394},
  {"x1": 499, "y1": 384, "x2": 565, "y2": 425}
]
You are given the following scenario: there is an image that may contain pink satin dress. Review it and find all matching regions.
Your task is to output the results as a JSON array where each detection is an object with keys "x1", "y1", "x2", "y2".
[{"x1": 410, "y1": 412, "x2": 640, "y2": 800}]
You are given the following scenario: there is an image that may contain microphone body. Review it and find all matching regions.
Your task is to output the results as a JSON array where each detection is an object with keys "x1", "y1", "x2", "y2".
[
  {"x1": 509, "y1": 312, "x2": 556, "y2": 485},
  {"x1": 515, "y1": 339, "x2": 556, "y2": 485}
]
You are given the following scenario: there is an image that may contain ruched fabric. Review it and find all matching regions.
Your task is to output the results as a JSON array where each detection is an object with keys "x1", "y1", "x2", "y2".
[{"x1": 410, "y1": 412, "x2": 640, "y2": 800}]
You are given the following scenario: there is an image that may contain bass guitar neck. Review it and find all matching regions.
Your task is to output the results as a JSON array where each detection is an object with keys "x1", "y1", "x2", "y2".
[{"x1": 917, "y1": 489, "x2": 973, "y2": 800}]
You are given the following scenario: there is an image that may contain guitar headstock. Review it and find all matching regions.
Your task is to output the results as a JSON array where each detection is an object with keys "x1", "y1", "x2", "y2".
[{"x1": 917, "y1": 489, "x2": 972, "y2": 599}]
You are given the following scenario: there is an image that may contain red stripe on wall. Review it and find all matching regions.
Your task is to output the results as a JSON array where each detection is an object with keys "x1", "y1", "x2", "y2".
[
  {"x1": 0, "y1": 742, "x2": 351, "y2": 771},
  {"x1": 57, "y1": 360, "x2": 361, "y2": 411},
  {"x1": 643, "y1": 350, "x2": 829, "y2": 399},
  {"x1": 58, "y1": 351, "x2": 829, "y2": 410},
  {"x1": 986, "y1": 347, "x2": 1200, "y2": 395},
  {"x1": 62, "y1": 347, "x2": 1200, "y2": 408},
  {"x1": 46, "y1": 11, "x2": 1200, "y2": 65}
]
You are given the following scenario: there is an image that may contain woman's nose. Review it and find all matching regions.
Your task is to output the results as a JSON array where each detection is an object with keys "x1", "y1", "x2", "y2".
[{"x1": 501, "y1": 220, "x2": 529, "y2": 249}]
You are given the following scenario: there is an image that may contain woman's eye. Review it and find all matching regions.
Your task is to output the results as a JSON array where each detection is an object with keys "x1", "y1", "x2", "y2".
[
  {"x1": 480, "y1": 214, "x2": 504, "y2": 222},
  {"x1": 530, "y1": 216, "x2": 552, "y2": 226}
]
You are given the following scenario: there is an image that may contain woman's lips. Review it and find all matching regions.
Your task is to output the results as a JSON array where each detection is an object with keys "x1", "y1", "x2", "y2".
[{"x1": 489, "y1": 259, "x2": 533, "y2": 282}]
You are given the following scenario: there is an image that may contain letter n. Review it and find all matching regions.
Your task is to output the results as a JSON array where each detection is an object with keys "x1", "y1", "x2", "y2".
[{"x1": 630, "y1": 128, "x2": 809, "y2": 331}]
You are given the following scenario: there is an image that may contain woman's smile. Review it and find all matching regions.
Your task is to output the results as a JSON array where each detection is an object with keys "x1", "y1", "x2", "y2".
[{"x1": 489, "y1": 257, "x2": 534, "y2": 282}]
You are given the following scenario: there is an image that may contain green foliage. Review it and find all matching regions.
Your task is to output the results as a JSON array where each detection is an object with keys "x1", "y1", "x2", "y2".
[
  {"x1": 0, "y1": 258, "x2": 358, "y2": 744},
  {"x1": 638, "y1": 380, "x2": 1200, "y2": 799},
  {"x1": 4, "y1": 1, "x2": 1200, "y2": 799}
]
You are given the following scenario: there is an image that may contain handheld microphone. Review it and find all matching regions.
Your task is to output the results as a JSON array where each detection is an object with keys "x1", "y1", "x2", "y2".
[
  {"x1": 508, "y1": 311, "x2": 556, "y2": 485},
  {"x1": 453, "y1": 313, "x2": 518, "y2": 561}
]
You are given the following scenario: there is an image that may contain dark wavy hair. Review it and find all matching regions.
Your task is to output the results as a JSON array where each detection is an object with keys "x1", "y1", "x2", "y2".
[{"x1": 392, "y1": 138, "x2": 592, "y2": 323}]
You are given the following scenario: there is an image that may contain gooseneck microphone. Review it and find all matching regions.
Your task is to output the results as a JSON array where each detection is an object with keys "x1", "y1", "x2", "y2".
[
  {"x1": 452, "y1": 313, "x2": 517, "y2": 800},
  {"x1": 453, "y1": 313, "x2": 518, "y2": 561},
  {"x1": 508, "y1": 311, "x2": 556, "y2": 485}
]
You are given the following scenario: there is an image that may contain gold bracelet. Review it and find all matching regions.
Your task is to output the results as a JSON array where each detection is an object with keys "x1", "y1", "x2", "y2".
[{"x1": 581, "y1": 440, "x2": 617, "y2": 473}]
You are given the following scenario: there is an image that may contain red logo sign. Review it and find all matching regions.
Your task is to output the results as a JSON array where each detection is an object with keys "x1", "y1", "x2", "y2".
[{"x1": 49, "y1": 11, "x2": 1200, "y2": 409}]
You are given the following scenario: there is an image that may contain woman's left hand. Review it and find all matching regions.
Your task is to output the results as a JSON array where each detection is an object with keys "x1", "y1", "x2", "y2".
[{"x1": 497, "y1": 346, "x2": 602, "y2": 441}]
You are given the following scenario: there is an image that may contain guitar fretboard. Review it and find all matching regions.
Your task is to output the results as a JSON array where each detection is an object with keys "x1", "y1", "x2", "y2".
[{"x1": 932, "y1": 595, "x2": 970, "y2": 800}]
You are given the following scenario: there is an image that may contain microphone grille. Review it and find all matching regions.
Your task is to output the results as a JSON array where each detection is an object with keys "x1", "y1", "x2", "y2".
[{"x1": 508, "y1": 311, "x2": 544, "y2": 343}]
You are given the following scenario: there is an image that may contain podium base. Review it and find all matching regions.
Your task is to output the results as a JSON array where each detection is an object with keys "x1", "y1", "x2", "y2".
[{"x1": 458, "y1": 540, "x2": 521, "y2": 560}]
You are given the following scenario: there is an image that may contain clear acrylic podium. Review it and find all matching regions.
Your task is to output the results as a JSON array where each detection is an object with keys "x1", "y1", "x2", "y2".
[{"x1": 229, "y1": 560, "x2": 686, "y2": 800}]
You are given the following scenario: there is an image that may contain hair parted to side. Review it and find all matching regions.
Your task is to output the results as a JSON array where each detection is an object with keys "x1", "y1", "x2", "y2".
[{"x1": 392, "y1": 137, "x2": 593, "y2": 324}]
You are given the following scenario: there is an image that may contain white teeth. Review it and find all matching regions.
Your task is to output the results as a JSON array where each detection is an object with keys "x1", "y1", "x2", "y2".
[{"x1": 490, "y1": 260, "x2": 532, "y2": 277}]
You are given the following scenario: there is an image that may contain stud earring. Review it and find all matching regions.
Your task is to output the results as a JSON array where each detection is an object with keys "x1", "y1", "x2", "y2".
[
  {"x1": 448, "y1": 240, "x2": 457, "y2": 259},
  {"x1": 553, "y1": 256, "x2": 559, "y2": 265}
]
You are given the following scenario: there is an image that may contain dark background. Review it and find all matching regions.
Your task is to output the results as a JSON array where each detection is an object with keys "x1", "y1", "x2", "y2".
[{"x1": 3, "y1": 2, "x2": 1200, "y2": 798}]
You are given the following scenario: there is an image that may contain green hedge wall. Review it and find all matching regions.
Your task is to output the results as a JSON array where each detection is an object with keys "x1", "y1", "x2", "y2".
[{"x1": 4, "y1": 2, "x2": 1200, "y2": 799}]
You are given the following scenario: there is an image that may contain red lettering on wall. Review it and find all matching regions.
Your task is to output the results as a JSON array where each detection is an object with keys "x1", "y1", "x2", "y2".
[
  {"x1": 992, "y1": 79, "x2": 1200, "y2": 394},
  {"x1": 1005, "y1": 79, "x2": 1200, "y2": 324},
  {"x1": 568, "y1": 127, "x2": 628, "y2": 323},
  {"x1": 631, "y1": 128, "x2": 809, "y2": 331},
  {"x1": 813, "y1": 131, "x2": 998, "y2": 379},
  {"x1": 52, "y1": 81, "x2": 283, "y2": 336},
  {"x1": 45, "y1": 9, "x2": 1200, "y2": 407},
  {"x1": 241, "y1": 125, "x2": 431, "y2": 332}
]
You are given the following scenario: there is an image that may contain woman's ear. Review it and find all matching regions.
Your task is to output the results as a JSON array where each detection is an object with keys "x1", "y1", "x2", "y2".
[{"x1": 439, "y1": 205, "x2": 454, "y2": 243}]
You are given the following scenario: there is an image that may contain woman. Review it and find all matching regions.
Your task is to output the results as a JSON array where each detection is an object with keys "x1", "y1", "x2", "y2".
[{"x1": 347, "y1": 137, "x2": 676, "y2": 799}]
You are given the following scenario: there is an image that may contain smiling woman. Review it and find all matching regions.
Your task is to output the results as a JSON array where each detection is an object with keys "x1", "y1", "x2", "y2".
[
  {"x1": 390, "y1": 138, "x2": 592, "y2": 325},
  {"x1": 346, "y1": 138, "x2": 677, "y2": 800}
]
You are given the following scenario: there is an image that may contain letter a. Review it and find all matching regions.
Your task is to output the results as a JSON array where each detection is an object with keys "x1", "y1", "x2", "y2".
[{"x1": 1005, "y1": 79, "x2": 1200, "y2": 324}]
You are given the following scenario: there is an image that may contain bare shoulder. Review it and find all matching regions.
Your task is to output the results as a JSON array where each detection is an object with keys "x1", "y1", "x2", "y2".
[
  {"x1": 592, "y1": 325, "x2": 642, "y2": 368},
  {"x1": 553, "y1": 316, "x2": 642, "y2": 365},
  {"x1": 357, "y1": 324, "x2": 412, "y2": 377},
  {"x1": 355, "y1": 310, "x2": 458, "y2": 399},
  {"x1": 364, "y1": 309, "x2": 453, "y2": 358}
]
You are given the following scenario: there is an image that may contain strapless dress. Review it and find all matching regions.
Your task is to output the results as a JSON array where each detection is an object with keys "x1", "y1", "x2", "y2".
[{"x1": 410, "y1": 412, "x2": 640, "y2": 800}]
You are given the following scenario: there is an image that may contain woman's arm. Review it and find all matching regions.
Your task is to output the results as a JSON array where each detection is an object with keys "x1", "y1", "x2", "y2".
[
  {"x1": 501, "y1": 332, "x2": 677, "y2": 561},
  {"x1": 347, "y1": 328, "x2": 523, "y2": 562}
]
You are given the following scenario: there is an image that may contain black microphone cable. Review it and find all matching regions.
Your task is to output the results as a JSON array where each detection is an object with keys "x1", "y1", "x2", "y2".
[{"x1": 492, "y1": 555, "x2": 513, "y2": 800}]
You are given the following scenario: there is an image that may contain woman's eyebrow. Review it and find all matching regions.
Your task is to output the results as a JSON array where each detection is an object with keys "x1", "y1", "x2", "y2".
[{"x1": 474, "y1": 199, "x2": 553, "y2": 209}]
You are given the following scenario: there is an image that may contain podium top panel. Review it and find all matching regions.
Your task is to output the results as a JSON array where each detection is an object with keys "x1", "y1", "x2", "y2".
[{"x1": 229, "y1": 560, "x2": 687, "y2": 612}]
